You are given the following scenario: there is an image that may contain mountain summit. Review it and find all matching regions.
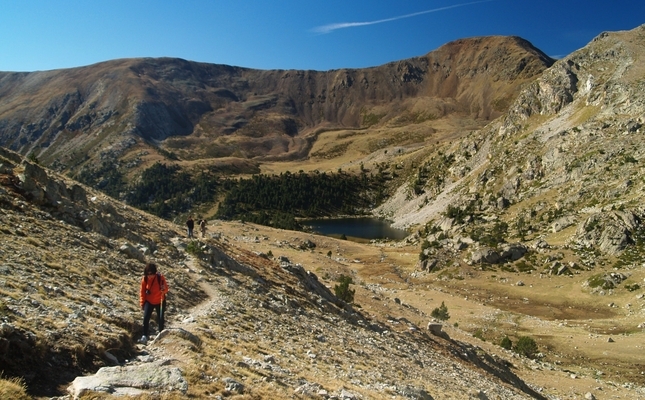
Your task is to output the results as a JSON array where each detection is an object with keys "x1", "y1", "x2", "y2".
[{"x1": 0, "y1": 36, "x2": 552, "y2": 170}]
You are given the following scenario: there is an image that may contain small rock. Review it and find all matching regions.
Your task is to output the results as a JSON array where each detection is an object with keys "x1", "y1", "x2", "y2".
[
  {"x1": 427, "y1": 322, "x2": 442, "y2": 335},
  {"x1": 0, "y1": 323, "x2": 15, "y2": 337},
  {"x1": 224, "y1": 377, "x2": 244, "y2": 394},
  {"x1": 104, "y1": 351, "x2": 119, "y2": 365}
]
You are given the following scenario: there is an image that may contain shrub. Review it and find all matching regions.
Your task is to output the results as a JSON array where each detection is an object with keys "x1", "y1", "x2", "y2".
[
  {"x1": 334, "y1": 275, "x2": 355, "y2": 303},
  {"x1": 473, "y1": 328, "x2": 485, "y2": 341},
  {"x1": 623, "y1": 154, "x2": 638, "y2": 164},
  {"x1": 625, "y1": 283, "x2": 640, "y2": 292},
  {"x1": 470, "y1": 221, "x2": 508, "y2": 248},
  {"x1": 587, "y1": 274, "x2": 614, "y2": 290},
  {"x1": 501, "y1": 264, "x2": 516, "y2": 273},
  {"x1": 516, "y1": 260, "x2": 535, "y2": 273},
  {"x1": 431, "y1": 301, "x2": 450, "y2": 321},
  {"x1": 185, "y1": 241, "x2": 204, "y2": 256},
  {"x1": 500, "y1": 336, "x2": 512, "y2": 350},
  {"x1": 514, "y1": 336, "x2": 538, "y2": 358},
  {"x1": 27, "y1": 152, "x2": 39, "y2": 164}
]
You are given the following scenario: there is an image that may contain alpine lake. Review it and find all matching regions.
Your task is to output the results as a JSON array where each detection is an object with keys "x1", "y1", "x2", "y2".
[{"x1": 303, "y1": 217, "x2": 409, "y2": 242}]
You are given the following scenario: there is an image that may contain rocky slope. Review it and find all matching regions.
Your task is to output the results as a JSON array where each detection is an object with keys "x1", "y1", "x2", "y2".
[
  {"x1": 376, "y1": 24, "x2": 645, "y2": 260},
  {"x1": 0, "y1": 146, "x2": 554, "y2": 399},
  {"x1": 0, "y1": 36, "x2": 552, "y2": 175},
  {"x1": 4, "y1": 144, "x2": 645, "y2": 399}
]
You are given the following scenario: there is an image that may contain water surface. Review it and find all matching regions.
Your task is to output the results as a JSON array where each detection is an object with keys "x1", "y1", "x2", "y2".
[{"x1": 304, "y1": 217, "x2": 408, "y2": 241}]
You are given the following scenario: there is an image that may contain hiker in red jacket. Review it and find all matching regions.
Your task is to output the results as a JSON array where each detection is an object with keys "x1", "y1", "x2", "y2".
[{"x1": 139, "y1": 262, "x2": 169, "y2": 344}]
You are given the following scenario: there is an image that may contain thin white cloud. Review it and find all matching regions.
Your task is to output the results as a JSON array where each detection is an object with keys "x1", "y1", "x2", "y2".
[{"x1": 312, "y1": 0, "x2": 495, "y2": 34}]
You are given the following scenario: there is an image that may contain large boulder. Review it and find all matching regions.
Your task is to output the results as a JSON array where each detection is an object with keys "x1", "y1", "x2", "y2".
[
  {"x1": 572, "y1": 210, "x2": 640, "y2": 255},
  {"x1": 551, "y1": 215, "x2": 576, "y2": 233},
  {"x1": 469, "y1": 248, "x2": 501, "y2": 264},
  {"x1": 469, "y1": 243, "x2": 527, "y2": 265},
  {"x1": 418, "y1": 258, "x2": 438, "y2": 272},
  {"x1": 17, "y1": 161, "x2": 47, "y2": 204},
  {"x1": 119, "y1": 242, "x2": 146, "y2": 262},
  {"x1": 598, "y1": 224, "x2": 631, "y2": 255},
  {"x1": 67, "y1": 360, "x2": 187, "y2": 399},
  {"x1": 498, "y1": 243, "x2": 528, "y2": 262}
]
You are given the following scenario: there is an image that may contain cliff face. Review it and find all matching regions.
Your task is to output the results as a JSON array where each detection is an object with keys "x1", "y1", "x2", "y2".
[{"x1": 0, "y1": 36, "x2": 552, "y2": 169}]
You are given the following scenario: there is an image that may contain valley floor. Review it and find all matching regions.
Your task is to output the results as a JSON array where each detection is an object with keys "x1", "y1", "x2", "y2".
[{"x1": 209, "y1": 219, "x2": 645, "y2": 399}]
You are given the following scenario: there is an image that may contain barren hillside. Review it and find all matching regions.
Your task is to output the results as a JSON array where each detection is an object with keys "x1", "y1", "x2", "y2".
[
  {"x1": 3, "y1": 133, "x2": 645, "y2": 399},
  {"x1": 0, "y1": 146, "x2": 551, "y2": 399},
  {"x1": 0, "y1": 36, "x2": 552, "y2": 177}
]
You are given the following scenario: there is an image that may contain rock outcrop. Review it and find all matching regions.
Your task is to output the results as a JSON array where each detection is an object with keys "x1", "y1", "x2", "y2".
[{"x1": 68, "y1": 360, "x2": 187, "y2": 399}]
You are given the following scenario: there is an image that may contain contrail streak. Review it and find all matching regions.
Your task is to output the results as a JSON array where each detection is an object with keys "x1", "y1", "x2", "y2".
[{"x1": 312, "y1": 0, "x2": 495, "y2": 34}]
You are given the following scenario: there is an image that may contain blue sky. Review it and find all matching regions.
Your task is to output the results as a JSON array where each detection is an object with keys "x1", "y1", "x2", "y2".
[{"x1": 1, "y1": 0, "x2": 643, "y2": 72}]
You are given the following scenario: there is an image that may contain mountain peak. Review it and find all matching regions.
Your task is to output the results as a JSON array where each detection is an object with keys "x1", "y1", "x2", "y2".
[{"x1": 0, "y1": 35, "x2": 552, "y2": 168}]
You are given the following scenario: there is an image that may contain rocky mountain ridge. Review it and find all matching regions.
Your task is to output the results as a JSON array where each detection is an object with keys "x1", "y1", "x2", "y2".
[{"x1": 0, "y1": 36, "x2": 552, "y2": 173}]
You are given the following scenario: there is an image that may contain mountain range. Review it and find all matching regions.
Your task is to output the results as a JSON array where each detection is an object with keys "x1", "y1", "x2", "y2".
[
  {"x1": 0, "y1": 36, "x2": 551, "y2": 167},
  {"x1": 1, "y1": 22, "x2": 645, "y2": 399}
]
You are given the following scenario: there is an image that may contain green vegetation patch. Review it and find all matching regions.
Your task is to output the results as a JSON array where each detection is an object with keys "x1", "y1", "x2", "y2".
[
  {"x1": 587, "y1": 274, "x2": 614, "y2": 290},
  {"x1": 513, "y1": 336, "x2": 539, "y2": 359},
  {"x1": 500, "y1": 336, "x2": 512, "y2": 350},
  {"x1": 124, "y1": 162, "x2": 220, "y2": 219},
  {"x1": 515, "y1": 260, "x2": 535, "y2": 273},
  {"x1": 334, "y1": 275, "x2": 355, "y2": 303},
  {"x1": 624, "y1": 283, "x2": 641, "y2": 292},
  {"x1": 470, "y1": 221, "x2": 508, "y2": 248},
  {"x1": 186, "y1": 240, "x2": 204, "y2": 256},
  {"x1": 431, "y1": 301, "x2": 450, "y2": 321},
  {"x1": 215, "y1": 170, "x2": 386, "y2": 230},
  {"x1": 76, "y1": 160, "x2": 127, "y2": 199}
]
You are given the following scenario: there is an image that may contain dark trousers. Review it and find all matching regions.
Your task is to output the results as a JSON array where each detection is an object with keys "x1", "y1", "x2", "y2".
[{"x1": 142, "y1": 301, "x2": 164, "y2": 337}]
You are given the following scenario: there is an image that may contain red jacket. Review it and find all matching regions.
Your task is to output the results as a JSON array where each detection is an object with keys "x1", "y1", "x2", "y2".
[{"x1": 140, "y1": 273, "x2": 169, "y2": 307}]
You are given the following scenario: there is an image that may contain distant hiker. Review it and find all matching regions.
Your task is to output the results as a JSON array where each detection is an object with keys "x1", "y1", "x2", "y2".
[
  {"x1": 139, "y1": 262, "x2": 169, "y2": 344},
  {"x1": 199, "y1": 218, "x2": 207, "y2": 238},
  {"x1": 186, "y1": 216, "x2": 195, "y2": 238}
]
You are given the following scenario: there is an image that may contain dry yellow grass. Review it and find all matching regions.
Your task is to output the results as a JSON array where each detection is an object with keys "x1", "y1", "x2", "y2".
[
  {"x1": 0, "y1": 376, "x2": 30, "y2": 400},
  {"x1": 210, "y1": 219, "x2": 645, "y2": 398}
]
